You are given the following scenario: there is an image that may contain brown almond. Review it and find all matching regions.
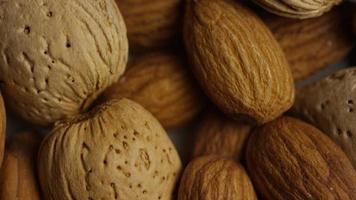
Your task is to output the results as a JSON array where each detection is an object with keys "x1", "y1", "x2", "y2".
[
  {"x1": 263, "y1": 7, "x2": 354, "y2": 80},
  {"x1": 184, "y1": 0, "x2": 294, "y2": 124},
  {"x1": 102, "y1": 52, "x2": 204, "y2": 129},
  {"x1": 246, "y1": 117, "x2": 356, "y2": 200},
  {"x1": 115, "y1": 0, "x2": 183, "y2": 52},
  {"x1": 291, "y1": 67, "x2": 356, "y2": 168},
  {"x1": 38, "y1": 98, "x2": 182, "y2": 200},
  {"x1": 0, "y1": 132, "x2": 42, "y2": 200},
  {"x1": 178, "y1": 156, "x2": 257, "y2": 200},
  {"x1": 0, "y1": 93, "x2": 5, "y2": 167},
  {"x1": 192, "y1": 112, "x2": 252, "y2": 160}
]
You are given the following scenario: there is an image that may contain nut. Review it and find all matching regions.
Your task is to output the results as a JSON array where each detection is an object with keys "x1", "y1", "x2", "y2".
[
  {"x1": 178, "y1": 156, "x2": 257, "y2": 200},
  {"x1": 263, "y1": 7, "x2": 354, "y2": 80},
  {"x1": 252, "y1": 0, "x2": 341, "y2": 19},
  {"x1": 115, "y1": 0, "x2": 183, "y2": 52},
  {"x1": 192, "y1": 112, "x2": 251, "y2": 160},
  {"x1": 246, "y1": 117, "x2": 356, "y2": 200},
  {"x1": 291, "y1": 67, "x2": 356, "y2": 168},
  {"x1": 0, "y1": 132, "x2": 42, "y2": 200},
  {"x1": 0, "y1": 93, "x2": 5, "y2": 167},
  {"x1": 184, "y1": 0, "x2": 294, "y2": 124},
  {"x1": 0, "y1": 0, "x2": 128, "y2": 125},
  {"x1": 38, "y1": 98, "x2": 182, "y2": 200},
  {"x1": 102, "y1": 51, "x2": 204, "y2": 129}
]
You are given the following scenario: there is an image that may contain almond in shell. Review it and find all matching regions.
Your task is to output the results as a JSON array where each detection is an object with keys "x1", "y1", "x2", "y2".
[{"x1": 38, "y1": 99, "x2": 182, "y2": 200}]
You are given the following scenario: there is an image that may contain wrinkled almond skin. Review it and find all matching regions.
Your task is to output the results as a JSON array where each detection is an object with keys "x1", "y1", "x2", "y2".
[
  {"x1": 263, "y1": 8, "x2": 354, "y2": 80},
  {"x1": 102, "y1": 52, "x2": 204, "y2": 129},
  {"x1": 0, "y1": 132, "x2": 42, "y2": 200},
  {"x1": 192, "y1": 112, "x2": 251, "y2": 160},
  {"x1": 291, "y1": 68, "x2": 356, "y2": 168},
  {"x1": 252, "y1": 0, "x2": 341, "y2": 19},
  {"x1": 0, "y1": 0, "x2": 128, "y2": 125},
  {"x1": 115, "y1": 0, "x2": 183, "y2": 52},
  {"x1": 184, "y1": 0, "x2": 294, "y2": 124},
  {"x1": 178, "y1": 156, "x2": 257, "y2": 200},
  {"x1": 38, "y1": 99, "x2": 182, "y2": 200},
  {"x1": 246, "y1": 117, "x2": 356, "y2": 200},
  {"x1": 0, "y1": 93, "x2": 5, "y2": 167}
]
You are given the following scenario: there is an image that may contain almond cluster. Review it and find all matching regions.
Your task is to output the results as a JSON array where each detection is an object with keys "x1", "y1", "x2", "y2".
[{"x1": 0, "y1": 0, "x2": 355, "y2": 199}]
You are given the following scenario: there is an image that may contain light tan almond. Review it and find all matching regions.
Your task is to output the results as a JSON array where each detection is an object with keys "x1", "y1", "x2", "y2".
[
  {"x1": 38, "y1": 98, "x2": 182, "y2": 200},
  {"x1": 252, "y1": 0, "x2": 341, "y2": 19},
  {"x1": 291, "y1": 67, "x2": 356, "y2": 168},
  {"x1": 115, "y1": 0, "x2": 183, "y2": 52},
  {"x1": 192, "y1": 112, "x2": 252, "y2": 160},
  {"x1": 178, "y1": 156, "x2": 257, "y2": 200},
  {"x1": 102, "y1": 52, "x2": 204, "y2": 129},
  {"x1": 0, "y1": 132, "x2": 42, "y2": 200},
  {"x1": 263, "y1": 7, "x2": 354, "y2": 80},
  {"x1": 0, "y1": 0, "x2": 128, "y2": 125},
  {"x1": 246, "y1": 117, "x2": 356, "y2": 200},
  {"x1": 184, "y1": 0, "x2": 294, "y2": 124}
]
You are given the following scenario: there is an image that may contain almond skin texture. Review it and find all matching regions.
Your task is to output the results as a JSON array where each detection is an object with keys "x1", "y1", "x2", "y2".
[
  {"x1": 246, "y1": 117, "x2": 356, "y2": 200},
  {"x1": 0, "y1": 0, "x2": 128, "y2": 125},
  {"x1": 291, "y1": 68, "x2": 356, "y2": 168},
  {"x1": 102, "y1": 52, "x2": 204, "y2": 129},
  {"x1": 0, "y1": 93, "x2": 5, "y2": 167},
  {"x1": 178, "y1": 156, "x2": 257, "y2": 200},
  {"x1": 252, "y1": 0, "x2": 341, "y2": 19},
  {"x1": 184, "y1": 0, "x2": 294, "y2": 124},
  {"x1": 0, "y1": 132, "x2": 42, "y2": 200},
  {"x1": 192, "y1": 112, "x2": 252, "y2": 160},
  {"x1": 38, "y1": 99, "x2": 182, "y2": 200},
  {"x1": 115, "y1": 0, "x2": 183, "y2": 52},
  {"x1": 263, "y1": 8, "x2": 354, "y2": 80}
]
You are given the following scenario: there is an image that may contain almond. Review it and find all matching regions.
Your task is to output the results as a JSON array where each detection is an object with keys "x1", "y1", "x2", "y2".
[
  {"x1": 263, "y1": 7, "x2": 354, "y2": 80},
  {"x1": 115, "y1": 0, "x2": 183, "y2": 52},
  {"x1": 192, "y1": 112, "x2": 251, "y2": 160},
  {"x1": 291, "y1": 67, "x2": 356, "y2": 168},
  {"x1": 0, "y1": 92, "x2": 5, "y2": 166},
  {"x1": 252, "y1": 0, "x2": 341, "y2": 19},
  {"x1": 101, "y1": 52, "x2": 204, "y2": 129},
  {"x1": 246, "y1": 117, "x2": 356, "y2": 200},
  {"x1": 38, "y1": 98, "x2": 182, "y2": 200},
  {"x1": 0, "y1": 132, "x2": 42, "y2": 200},
  {"x1": 178, "y1": 156, "x2": 257, "y2": 200},
  {"x1": 0, "y1": 0, "x2": 128, "y2": 125},
  {"x1": 184, "y1": 0, "x2": 294, "y2": 124}
]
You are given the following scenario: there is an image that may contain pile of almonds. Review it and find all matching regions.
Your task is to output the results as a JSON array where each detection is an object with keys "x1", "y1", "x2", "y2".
[{"x1": 0, "y1": 0, "x2": 355, "y2": 199}]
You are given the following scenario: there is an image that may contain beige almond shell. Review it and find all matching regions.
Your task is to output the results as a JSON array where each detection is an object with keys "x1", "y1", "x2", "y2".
[
  {"x1": 115, "y1": 0, "x2": 183, "y2": 52},
  {"x1": 178, "y1": 156, "x2": 257, "y2": 200},
  {"x1": 0, "y1": 132, "x2": 42, "y2": 200},
  {"x1": 291, "y1": 67, "x2": 356, "y2": 168},
  {"x1": 0, "y1": 0, "x2": 128, "y2": 125},
  {"x1": 263, "y1": 8, "x2": 354, "y2": 81},
  {"x1": 184, "y1": 0, "x2": 294, "y2": 124},
  {"x1": 102, "y1": 52, "x2": 204, "y2": 129},
  {"x1": 252, "y1": 0, "x2": 341, "y2": 19},
  {"x1": 38, "y1": 98, "x2": 182, "y2": 200},
  {"x1": 246, "y1": 117, "x2": 356, "y2": 200},
  {"x1": 192, "y1": 112, "x2": 252, "y2": 160},
  {"x1": 0, "y1": 93, "x2": 5, "y2": 167}
]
